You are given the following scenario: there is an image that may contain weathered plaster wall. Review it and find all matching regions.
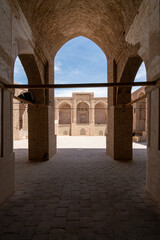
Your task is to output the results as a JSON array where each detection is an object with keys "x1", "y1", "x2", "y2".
[
  {"x1": 0, "y1": 0, "x2": 34, "y2": 204},
  {"x1": 126, "y1": 0, "x2": 160, "y2": 203}
]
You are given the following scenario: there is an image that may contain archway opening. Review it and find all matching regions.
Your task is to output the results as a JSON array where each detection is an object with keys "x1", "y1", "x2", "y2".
[
  {"x1": 13, "y1": 57, "x2": 28, "y2": 150},
  {"x1": 54, "y1": 36, "x2": 108, "y2": 149},
  {"x1": 132, "y1": 62, "x2": 147, "y2": 145}
]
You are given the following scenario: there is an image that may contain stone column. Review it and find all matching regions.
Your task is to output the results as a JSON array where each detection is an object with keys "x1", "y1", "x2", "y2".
[
  {"x1": 107, "y1": 105, "x2": 133, "y2": 160},
  {"x1": 0, "y1": 89, "x2": 15, "y2": 204},
  {"x1": 89, "y1": 100, "x2": 95, "y2": 136},
  {"x1": 106, "y1": 57, "x2": 116, "y2": 151},
  {"x1": 0, "y1": 1, "x2": 15, "y2": 204},
  {"x1": 27, "y1": 59, "x2": 56, "y2": 161},
  {"x1": 71, "y1": 100, "x2": 77, "y2": 135},
  {"x1": 107, "y1": 58, "x2": 133, "y2": 160},
  {"x1": 28, "y1": 104, "x2": 56, "y2": 161}
]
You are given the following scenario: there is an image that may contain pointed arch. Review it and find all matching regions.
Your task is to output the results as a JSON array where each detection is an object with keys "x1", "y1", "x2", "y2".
[{"x1": 117, "y1": 55, "x2": 143, "y2": 105}]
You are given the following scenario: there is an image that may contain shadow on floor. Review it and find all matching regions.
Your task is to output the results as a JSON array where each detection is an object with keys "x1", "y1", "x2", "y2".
[{"x1": 1, "y1": 147, "x2": 159, "y2": 239}]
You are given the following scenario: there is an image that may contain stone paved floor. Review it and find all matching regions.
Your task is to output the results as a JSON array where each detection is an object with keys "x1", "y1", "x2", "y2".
[{"x1": 0, "y1": 137, "x2": 160, "y2": 240}]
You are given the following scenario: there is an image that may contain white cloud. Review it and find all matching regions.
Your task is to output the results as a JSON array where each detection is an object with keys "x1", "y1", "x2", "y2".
[
  {"x1": 55, "y1": 62, "x2": 62, "y2": 73},
  {"x1": 69, "y1": 69, "x2": 82, "y2": 77},
  {"x1": 55, "y1": 65, "x2": 61, "y2": 72}
]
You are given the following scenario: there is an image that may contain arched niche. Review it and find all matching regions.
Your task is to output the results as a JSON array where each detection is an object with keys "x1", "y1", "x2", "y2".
[
  {"x1": 95, "y1": 102, "x2": 107, "y2": 124},
  {"x1": 77, "y1": 102, "x2": 89, "y2": 124},
  {"x1": 59, "y1": 102, "x2": 71, "y2": 124}
]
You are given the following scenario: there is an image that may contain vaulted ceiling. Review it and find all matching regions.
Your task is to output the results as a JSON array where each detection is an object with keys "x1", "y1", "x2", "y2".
[{"x1": 17, "y1": 0, "x2": 143, "y2": 57}]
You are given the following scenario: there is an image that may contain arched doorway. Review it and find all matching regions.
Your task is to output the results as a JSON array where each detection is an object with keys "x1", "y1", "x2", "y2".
[
  {"x1": 13, "y1": 54, "x2": 54, "y2": 161},
  {"x1": 54, "y1": 36, "x2": 107, "y2": 142},
  {"x1": 59, "y1": 103, "x2": 71, "y2": 124},
  {"x1": 13, "y1": 57, "x2": 28, "y2": 143},
  {"x1": 77, "y1": 102, "x2": 89, "y2": 124},
  {"x1": 95, "y1": 102, "x2": 107, "y2": 136},
  {"x1": 95, "y1": 102, "x2": 107, "y2": 124},
  {"x1": 58, "y1": 102, "x2": 71, "y2": 135}
]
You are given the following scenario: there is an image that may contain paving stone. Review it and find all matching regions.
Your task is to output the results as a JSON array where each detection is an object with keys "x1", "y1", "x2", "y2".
[
  {"x1": 36, "y1": 221, "x2": 52, "y2": 233},
  {"x1": 0, "y1": 139, "x2": 159, "y2": 240},
  {"x1": 66, "y1": 221, "x2": 80, "y2": 234},
  {"x1": 78, "y1": 229, "x2": 95, "y2": 240},
  {"x1": 56, "y1": 208, "x2": 68, "y2": 217},
  {"x1": 49, "y1": 229, "x2": 65, "y2": 240},
  {"x1": 5, "y1": 222, "x2": 22, "y2": 234},
  {"x1": 32, "y1": 234, "x2": 49, "y2": 240},
  {"x1": 79, "y1": 217, "x2": 93, "y2": 229},
  {"x1": 52, "y1": 217, "x2": 66, "y2": 229},
  {"x1": 80, "y1": 208, "x2": 91, "y2": 217},
  {"x1": 67, "y1": 211, "x2": 80, "y2": 220},
  {"x1": 64, "y1": 234, "x2": 78, "y2": 240}
]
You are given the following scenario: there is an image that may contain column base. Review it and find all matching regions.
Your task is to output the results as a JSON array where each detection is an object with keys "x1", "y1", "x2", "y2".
[
  {"x1": 107, "y1": 106, "x2": 133, "y2": 161},
  {"x1": 28, "y1": 105, "x2": 56, "y2": 161}
]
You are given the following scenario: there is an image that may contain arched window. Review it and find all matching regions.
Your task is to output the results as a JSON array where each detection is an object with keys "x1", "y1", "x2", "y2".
[
  {"x1": 95, "y1": 102, "x2": 107, "y2": 124},
  {"x1": 59, "y1": 103, "x2": 71, "y2": 124},
  {"x1": 132, "y1": 62, "x2": 147, "y2": 135},
  {"x1": 13, "y1": 57, "x2": 28, "y2": 140},
  {"x1": 77, "y1": 102, "x2": 89, "y2": 124}
]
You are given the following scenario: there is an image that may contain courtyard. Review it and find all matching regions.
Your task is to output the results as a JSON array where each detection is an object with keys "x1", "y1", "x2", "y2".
[{"x1": 0, "y1": 137, "x2": 159, "y2": 239}]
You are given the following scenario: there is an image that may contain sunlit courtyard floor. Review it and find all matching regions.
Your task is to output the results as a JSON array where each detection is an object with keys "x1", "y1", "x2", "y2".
[
  {"x1": 13, "y1": 136, "x2": 147, "y2": 150},
  {"x1": 0, "y1": 137, "x2": 159, "y2": 240}
]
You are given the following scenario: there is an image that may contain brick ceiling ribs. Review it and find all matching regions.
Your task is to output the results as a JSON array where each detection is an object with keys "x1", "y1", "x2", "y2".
[{"x1": 17, "y1": 0, "x2": 143, "y2": 57}]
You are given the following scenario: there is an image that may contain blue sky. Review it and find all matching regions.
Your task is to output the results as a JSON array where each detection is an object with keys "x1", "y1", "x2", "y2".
[{"x1": 14, "y1": 36, "x2": 146, "y2": 96}]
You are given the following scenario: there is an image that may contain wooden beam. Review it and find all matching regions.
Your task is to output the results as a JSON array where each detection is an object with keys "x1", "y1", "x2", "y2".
[
  {"x1": 2, "y1": 81, "x2": 157, "y2": 89},
  {"x1": 125, "y1": 93, "x2": 147, "y2": 107},
  {"x1": 13, "y1": 96, "x2": 37, "y2": 107}
]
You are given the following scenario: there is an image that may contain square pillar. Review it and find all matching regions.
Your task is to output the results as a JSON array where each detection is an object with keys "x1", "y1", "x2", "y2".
[
  {"x1": 107, "y1": 105, "x2": 133, "y2": 160},
  {"x1": 28, "y1": 105, "x2": 56, "y2": 161},
  {"x1": 0, "y1": 89, "x2": 15, "y2": 204}
]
